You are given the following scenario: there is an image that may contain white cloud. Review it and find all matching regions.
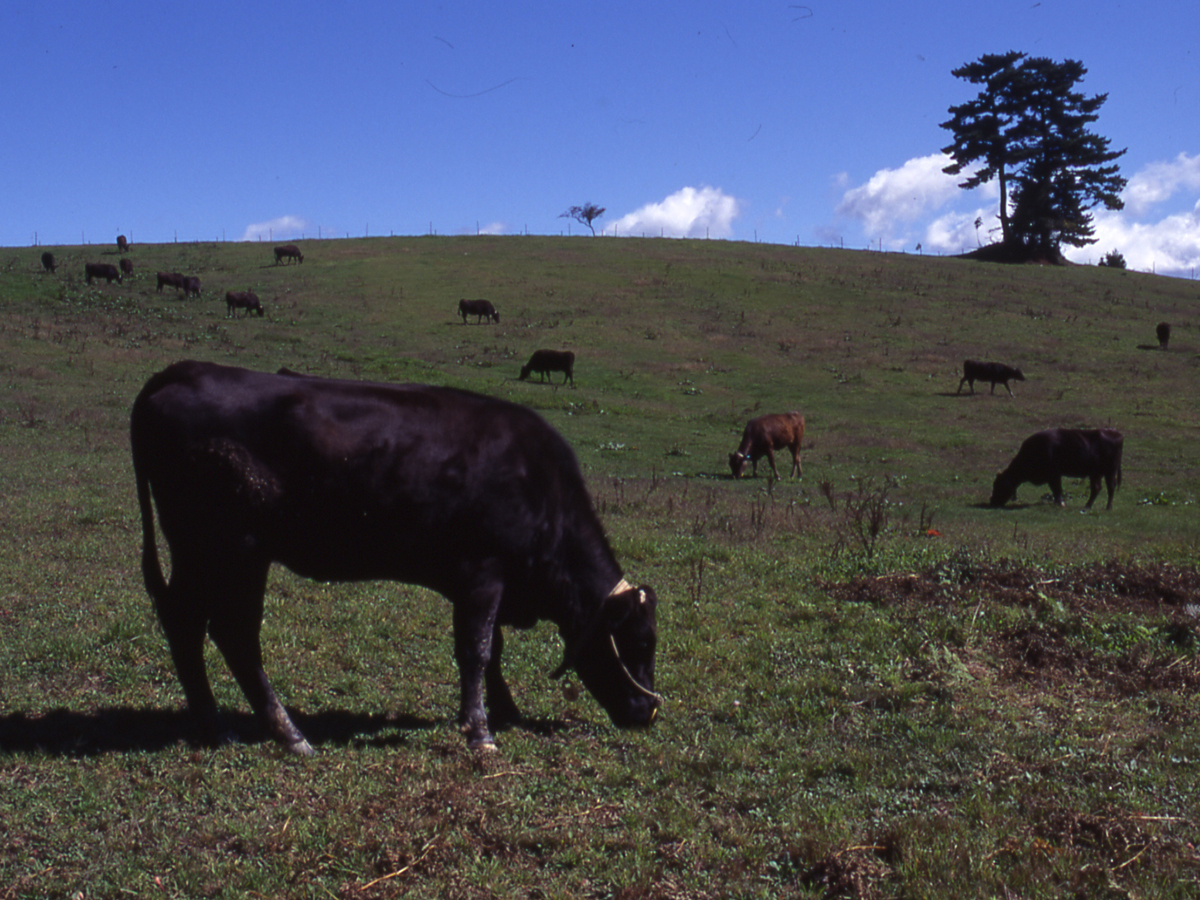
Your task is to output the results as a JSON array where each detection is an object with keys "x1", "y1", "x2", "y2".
[
  {"x1": 241, "y1": 215, "x2": 309, "y2": 242},
  {"x1": 835, "y1": 154, "x2": 966, "y2": 243},
  {"x1": 1122, "y1": 152, "x2": 1200, "y2": 217},
  {"x1": 833, "y1": 151, "x2": 1200, "y2": 276},
  {"x1": 923, "y1": 207, "x2": 998, "y2": 255},
  {"x1": 604, "y1": 186, "x2": 741, "y2": 238},
  {"x1": 1065, "y1": 202, "x2": 1200, "y2": 274}
]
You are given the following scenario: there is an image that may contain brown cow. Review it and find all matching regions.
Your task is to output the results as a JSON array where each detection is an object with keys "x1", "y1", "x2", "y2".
[
  {"x1": 1157, "y1": 322, "x2": 1171, "y2": 350},
  {"x1": 458, "y1": 298, "x2": 499, "y2": 324},
  {"x1": 520, "y1": 350, "x2": 575, "y2": 385},
  {"x1": 957, "y1": 360, "x2": 1025, "y2": 396},
  {"x1": 729, "y1": 412, "x2": 805, "y2": 479},
  {"x1": 183, "y1": 276, "x2": 201, "y2": 297},
  {"x1": 226, "y1": 291, "x2": 264, "y2": 318},
  {"x1": 85, "y1": 262, "x2": 122, "y2": 284},
  {"x1": 41, "y1": 252, "x2": 57, "y2": 273},
  {"x1": 157, "y1": 272, "x2": 185, "y2": 293},
  {"x1": 273, "y1": 244, "x2": 304, "y2": 265},
  {"x1": 117, "y1": 235, "x2": 129, "y2": 252},
  {"x1": 120, "y1": 258, "x2": 133, "y2": 276}
]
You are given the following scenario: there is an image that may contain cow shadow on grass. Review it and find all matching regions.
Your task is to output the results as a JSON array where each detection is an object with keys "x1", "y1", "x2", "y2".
[{"x1": 0, "y1": 706, "x2": 439, "y2": 758}]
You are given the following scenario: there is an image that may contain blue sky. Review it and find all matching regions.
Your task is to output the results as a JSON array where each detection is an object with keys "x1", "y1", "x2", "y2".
[{"x1": 4, "y1": 1, "x2": 1198, "y2": 275}]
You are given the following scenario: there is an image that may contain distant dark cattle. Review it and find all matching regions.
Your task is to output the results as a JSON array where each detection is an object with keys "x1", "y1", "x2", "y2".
[
  {"x1": 183, "y1": 276, "x2": 201, "y2": 297},
  {"x1": 990, "y1": 428, "x2": 1123, "y2": 511},
  {"x1": 273, "y1": 244, "x2": 304, "y2": 265},
  {"x1": 85, "y1": 262, "x2": 121, "y2": 284},
  {"x1": 1156, "y1": 322, "x2": 1171, "y2": 350},
  {"x1": 117, "y1": 235, "x2": 129, "y2": 252},
  {"x1": 130, "y1": 360, "x2": 660, "y2": 753},
  {"x1": 41, "y1": 252, "x2": 56, "y2": 273},
  {"x1": 226, "y1": 291, "x2": 263, "y2": 318},
  {"x1": 520, "y1": 349, "x2": 575, "y2": 385},
  {"x1": 957, "y1": 360, "x2": 1025, "y2": 396},
  {"x1": 458, "y1": 298, "x2": 499, "y2": 324},
  {"x1": 156, "y1": 272, "x2": 185, "y2": 293},
  {"x1": 729, "y1": 411, "x2": 805, "y2": 480},
  {"x1": 120, "y1": 258, "x2": 133, "y2": 276}
]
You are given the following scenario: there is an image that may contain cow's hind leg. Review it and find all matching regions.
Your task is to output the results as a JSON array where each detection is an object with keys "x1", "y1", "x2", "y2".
[
  {"x1": 204, "y1": 562, "x2": 314, "y2": 756},
  {"x1": 1084, "y1": 476, "x2": 1104, "y2": 510},
  {"x1": 154, "y1": 577, "x2": 224, "y2": 745}
]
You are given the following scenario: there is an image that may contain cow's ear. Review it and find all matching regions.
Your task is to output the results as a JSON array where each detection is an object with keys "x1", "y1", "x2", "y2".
[{"x1": 605, "y1": 584, "x2": 656, "y2": 630}]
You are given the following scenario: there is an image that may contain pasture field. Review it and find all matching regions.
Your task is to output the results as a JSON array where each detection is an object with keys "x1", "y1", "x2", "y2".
[{"x1": 1, "y1": 236, "x2": 1198, "y2": 899}]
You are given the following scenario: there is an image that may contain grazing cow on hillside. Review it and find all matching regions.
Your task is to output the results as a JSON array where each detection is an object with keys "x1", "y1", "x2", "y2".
[
  {"x1": 957, "y1": 360, "x2": 1025, "y2": 396},
  {"x1": 157, "y1": 272, "x2": 186, "y2": 293},
  {"x1": 273, "y1": 244, "x2": 304, "y2": 265},
  {"x1": 225, "y1": 291, "x2": 263, "y2": 318},
  {"x1": 117, "y1": 235, "x2": 129, "y2": 252},
  {"x1": 1156, "y1": 322, "x2": 1171, "y2": 350},
  {"x1": 120, "y1": 258, "x2": 133, "y2": 276},
  {"x1": 520, "y1": 349, "x2": 575, "y2": 386},
  {"x1": 729, "y1": 412, "x2": 805, "y2": 480},
  {"x1": 183, "y1": 276, "x2": 201, "y2": 297},
  {"x1": 130, "y1": 360, "x2": 661, "y2": 754},
  {"x1": 458, "y1": 298, "x2": 499, "y2": 324},
  {"x1": 41, "y1": 252, "x2": 57, "y2": 273},
  {"x1": 990, "y1": 428, "x2": 1124, "y2": 511},
  {"x1": 85, "y1": 262, "x2": 122, "y2": 284}
]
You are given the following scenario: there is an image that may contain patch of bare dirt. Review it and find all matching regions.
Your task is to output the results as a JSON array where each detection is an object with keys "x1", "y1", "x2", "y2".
[{"x1": 819, "y1": 560, "x2": 1200, "y2": 702}]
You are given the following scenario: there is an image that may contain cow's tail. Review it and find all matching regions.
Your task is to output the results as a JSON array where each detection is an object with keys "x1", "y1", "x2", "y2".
[{"x1": 130, "y1": 395, "x2": 169, "y2": 605}]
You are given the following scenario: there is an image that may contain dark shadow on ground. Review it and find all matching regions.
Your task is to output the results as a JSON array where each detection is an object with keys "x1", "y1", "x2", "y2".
[{"x1": 0, "y1": 706, "x2": 436, "y2": 757}]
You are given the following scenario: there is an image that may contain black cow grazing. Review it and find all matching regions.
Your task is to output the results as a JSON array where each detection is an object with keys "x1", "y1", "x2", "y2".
[
  {"x1": 117, "y1": 235, "x2": 129, "y2": 252},
  {"x1": 85, "y1": 262, "x2": 121, "y2": 284},
  {"x1": 41, "y1": 252, "x2": 57, "y2": 273},
  {"x1": 990, "y1": 428, "x2": 1124, "y2": 511},
  {"x1": 183, "y1": 276, "x2": 201, "y2": 297},
  {"x1": 520, "y1": 349, "x2": 575, "y2": 385},
  {"x1": 458, "y1": 298, "x2": 499, "y2": 324},
  {"x1": 1157, "y1": 322, "x2": 1171, "y2": 350},
  {"x1": 957, "y1": 360, "x2": 1025, "y2": 396},
  {"x1": 156, "y1": 271, "x2": 185, "y2": 293},
  {"x1": 226, "y1": 291, "x2": 263, "y2": 318},
  {"x1": 130, "y1": 361, "x2": 661, "y2": 754},
  {"x1": 120, "y1": 258, "x2": 133, "y2": 276},
  {"x1": 273, "y1": 244, "x2": 304, "y2": 265},
  {"x1": 729, "y1": 412, "x2": 805, "y2": 480}
]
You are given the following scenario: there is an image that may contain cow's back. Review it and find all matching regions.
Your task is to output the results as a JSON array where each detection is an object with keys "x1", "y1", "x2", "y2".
[{"x1": 132, "y1": 361, "x2": 595, "y2": 585}]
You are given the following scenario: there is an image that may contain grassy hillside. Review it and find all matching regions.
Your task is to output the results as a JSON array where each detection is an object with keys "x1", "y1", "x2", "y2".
[{"x1": 1, "y1": 237, "x2": 1198, "y2": 899}]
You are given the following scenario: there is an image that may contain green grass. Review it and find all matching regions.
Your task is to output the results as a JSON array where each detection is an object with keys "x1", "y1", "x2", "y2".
[{"x1": 1, "y1": 237, "x2": 1199, "y2": 898}]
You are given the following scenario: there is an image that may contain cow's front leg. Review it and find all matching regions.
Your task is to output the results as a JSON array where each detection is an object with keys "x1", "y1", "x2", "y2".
[
  {"x1": 1049, "y1": 476, "x2": 1066, "y2": 507},
  {"x1": 452, "y1": 582, "x2": 503, "y2": 749},
  {"x1": 484, "y1": 625, "x2": 521, "y2": 730},
  {"x1": 765, "y1": 447, "x2": 780, "y2": 480}
]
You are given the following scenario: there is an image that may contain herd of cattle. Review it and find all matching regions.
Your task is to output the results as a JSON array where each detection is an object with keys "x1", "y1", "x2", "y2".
[
  {"x1": 87, "y1": 240, "x2": 1149, "y2": 754},
  {"x1": 40, "y1": 238, "x2": 310, "y2": 318},
  {"x1": 725, "y1": 359, "x2": 1125, "y2": 512}
]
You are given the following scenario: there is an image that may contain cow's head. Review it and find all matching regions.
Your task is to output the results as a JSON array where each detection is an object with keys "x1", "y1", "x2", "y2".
[
  {"x1": 990, "y1": 471, "x2": 1017, "y2": 507},
  {"x1": 568, "y1": 584, "x2": 660, "y2": 728},
  {"x1": 729, "y1": 451, "x2": 749, "y2": 478}
]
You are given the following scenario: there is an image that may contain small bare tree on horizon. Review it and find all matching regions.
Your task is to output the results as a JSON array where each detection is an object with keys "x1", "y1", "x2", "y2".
[{"x1": 560, "y1": 202, "x2": 606, "y2": 236}]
